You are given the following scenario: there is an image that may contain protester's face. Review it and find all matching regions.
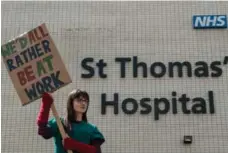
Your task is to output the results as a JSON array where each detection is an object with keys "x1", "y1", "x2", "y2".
[{"x1": 73, "y1": 96, "x2": 88, "y2": 114}]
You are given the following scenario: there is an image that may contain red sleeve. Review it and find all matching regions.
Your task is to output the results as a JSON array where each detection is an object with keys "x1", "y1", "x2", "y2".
[{"x1": 63, "y1": 138, "x2": 101, "y2": 153}]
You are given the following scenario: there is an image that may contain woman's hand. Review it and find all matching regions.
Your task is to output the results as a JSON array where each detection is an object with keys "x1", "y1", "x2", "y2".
[{"x1": 42, "y1": 92, "x2": 54, "y2": 105}]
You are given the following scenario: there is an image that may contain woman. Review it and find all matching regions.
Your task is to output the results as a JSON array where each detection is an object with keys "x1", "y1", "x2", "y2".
[{"x1": 36, "y1": 89, "x2": 105, "y2": 153}]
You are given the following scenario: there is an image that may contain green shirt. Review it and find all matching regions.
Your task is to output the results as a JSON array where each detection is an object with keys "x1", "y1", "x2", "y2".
[{"x1": 48, "y1": 118, "x2": 105, "y2": 153}]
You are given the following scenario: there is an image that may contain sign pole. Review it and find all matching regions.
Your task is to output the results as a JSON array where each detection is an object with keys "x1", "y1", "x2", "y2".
[{"x1": 51, "y1": 104, "x2": 73, "y2": 153}]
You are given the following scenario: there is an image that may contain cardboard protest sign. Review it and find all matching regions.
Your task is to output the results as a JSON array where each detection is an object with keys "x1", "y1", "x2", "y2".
[{"x1": 1, "y1": 23, "x2": 72, "y2": 105}]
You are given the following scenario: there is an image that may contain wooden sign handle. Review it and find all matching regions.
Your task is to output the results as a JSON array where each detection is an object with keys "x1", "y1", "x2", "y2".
[{"x1": 51, "y1": 104, "x2": 73, "y2": 153}]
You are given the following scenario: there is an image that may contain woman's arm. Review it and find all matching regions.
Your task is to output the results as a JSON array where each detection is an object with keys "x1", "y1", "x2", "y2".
[
  {"x1": 63, "y1": 138, "x2": 98, "y2": 153},
  {"x1": 36, "y1": 93, "x2": 54, "y2": 139}
]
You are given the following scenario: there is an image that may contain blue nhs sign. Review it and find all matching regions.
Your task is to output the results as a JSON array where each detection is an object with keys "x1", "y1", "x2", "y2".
[{"x1": 193, "y1": 15, "x2": 227, "y2": 29}]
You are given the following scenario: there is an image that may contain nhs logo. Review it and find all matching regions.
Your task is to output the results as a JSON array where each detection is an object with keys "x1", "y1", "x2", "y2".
[{"x1": 193, "y1": 15, "x2": 227, "y2": 29}]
